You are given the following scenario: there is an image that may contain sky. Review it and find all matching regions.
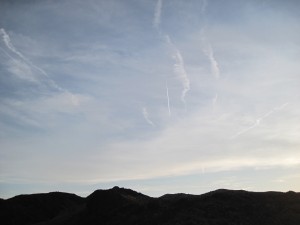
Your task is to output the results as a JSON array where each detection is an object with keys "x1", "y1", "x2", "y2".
[{"x1": 0, "y1": 0, "x2": 300, "y2": 199}]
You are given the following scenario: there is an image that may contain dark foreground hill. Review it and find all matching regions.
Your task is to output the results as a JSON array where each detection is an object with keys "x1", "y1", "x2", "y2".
[{"x1": 1, "y1": 187, "x2": 300, "y2": 225}]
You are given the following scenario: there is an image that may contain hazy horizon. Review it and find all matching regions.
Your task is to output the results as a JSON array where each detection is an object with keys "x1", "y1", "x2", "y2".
[{"x1": 1, "y1": 0, "x2": 300, "y2": 199}]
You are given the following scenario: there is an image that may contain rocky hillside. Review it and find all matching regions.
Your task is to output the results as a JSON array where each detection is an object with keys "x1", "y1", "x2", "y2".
[{"x1": 1, "y1": 187, "x2": 300, "y2": 225}]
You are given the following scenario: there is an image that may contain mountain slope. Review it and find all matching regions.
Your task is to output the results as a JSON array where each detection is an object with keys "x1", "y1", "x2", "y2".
[
  {"x1": 0, "y1": 192, "x2": 84, "y2": 225},
  {"x1": 1, "y1": 187, "x2": 300, "y2": 225}
]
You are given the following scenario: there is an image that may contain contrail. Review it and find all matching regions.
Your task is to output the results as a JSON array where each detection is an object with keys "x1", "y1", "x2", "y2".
[
  {"x1": 153, "y1": 3, "x2": 190, "y2": 107},
  {"x1": 166, "y1": 80, "x2": 171, "y2": 116},
  {"x1": 152, "y1": 3, "x2": 190, "y2": 107},
  {"x1": 165, "y1": 35, "x2": 190, "y2": 104},
  {"x1": 0, "y1": 28, "x2": 64, "y2": 92},
  {"x1": 0, "y1": 28, "x2": 25, "y2": 61},
  {"x1": 203, "y1": 43, "x2": 220, "y2": 80},
  {"x1": 153, "y1": 0, "x2": 163, "y2": 29},
  {"x1": 0, "y1": 28, "x2": 43, "y2": 75},
  {"x1": 0, "y1": 46, "x2": 23, "y2": 65},
  {"x1": 0, "y1": 28, "x2": 80, "y2": 106},
  {"x1": 231, "y1": 120, "x2": 260, "y2": 139},
  {"x1": 142, "y1": 107, "x2": 155, "y2": 126},
  {"x1": 174, "y1": 51, "x2": 190, "y2": 103},
  {"x1": 0, "y1": 28, "x2": 46, "y2": 77},
  {"x1": 231, "y1": 102, "x2": 289, "y2": 139}
]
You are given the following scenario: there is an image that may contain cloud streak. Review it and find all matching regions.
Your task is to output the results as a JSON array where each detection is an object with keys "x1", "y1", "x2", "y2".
[
  {"x1": 231, "y1": 103, "x2": 289, "y2": 139},
  {"x1": 173, "y1": 50, "x2": 190, "y2": 104},
  {"x1": 165, "y1": 35, "x2": 190, "y2": 105},
  {"x1": 0, "y1": 28, "x2": 64, "y2": 92},
  {"x1": 153, "y1": 0, "x2": 163, "y2": 29},
  {"x1": 0, "y1": 28, "x2": 25, "y2": 60},
  {"x1": 0, "y1": 28, "x2": 82, "y2": 109},
  {"x1": 203, "y1": 43, "x2": 220, "y2": 80},
  {"x1": 153, "y1": 2, "x2": 190, "y2": 109},
  {"x1": 1, "y1": 28, "x2": 44, "y2": 75},
  {"x1": 142, "y1": 107, "x2": 155, "y2": 126}
]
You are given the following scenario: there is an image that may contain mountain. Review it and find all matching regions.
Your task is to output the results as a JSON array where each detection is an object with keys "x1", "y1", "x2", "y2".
[
  {"x1": 0, "y1": 192, "x2": 84, "y2": 225},
  {"x1": 1, "y1": 187, "x2": 300, "y2": 225}
]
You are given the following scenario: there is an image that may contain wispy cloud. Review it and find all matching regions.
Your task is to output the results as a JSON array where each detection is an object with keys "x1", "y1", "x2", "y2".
[
  {"x1": 0, "y1": 27, "x2": 83, "y2": 112},
  {"x1": 173, "y1": 50, "x2": 190, "y2": 104},
  {"x1": 203, "y1": 43, "x2": 220, "y2": 80},
  {"x1": 153, "y1": 3, "x2": 190, "y2": 108},
  {"x1": 0, "y1": 28, "x2": 64, "y2": 92},
  {"x1": 1, "y1": 28, "x2": 44, "y2": 75},
  {"x1": 0, "y1": 28, "x2": 25, "y2": 60},
  {"x1": 153, "y1": 0, "x2": 163, "y2": 29},
  {"x1": 153, "y1": 0, "x2": 191, "y2": 107},
  {"x1": 165, "y1": 35, "x2": 190, "y2": 105},
  {"x1": 142, "y1": 107, "x2": 155, "y2": 126},
  {"x1": 199, "y1": 0, "x2": 220, "y2": 82}
]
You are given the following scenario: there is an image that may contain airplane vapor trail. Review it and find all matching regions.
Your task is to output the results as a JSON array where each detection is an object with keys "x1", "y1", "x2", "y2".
[
  {"x1": 231, "y1": 103, "x2": 289, "y2": 139},
  {"x1": 153, "y1": 0, "x2": 163, "y2": 28},
  {"x1": 0, "y1": 28, "x2": 80, "y2": 106},
  {"x1": 0, "y1": 28, "x2": 25, "y2": 61},
  {"x1": 203, "y1": 43, "x2": 220, "y2": 80},
  {"x1": 142, "y1": 107, "x2": 155, "y2": 126},
  {"x1": 0, "y1": 28, "x2": 45, "y2": 76},
  {"x1": 166, "y1": 80, "x2": 171, "y2": 116},
  {"x1": 165, "y1": 35, "x2": 190, "y2": 104},
  {"x1": 153, "y1": 3, "x2": 190, "y2": 108},
  {"x1": 0, "y1": 28, "x2": 65, "y2": 92},
  {"x1": 174, "y1": 51, "x2": 190, "y2": 103}
]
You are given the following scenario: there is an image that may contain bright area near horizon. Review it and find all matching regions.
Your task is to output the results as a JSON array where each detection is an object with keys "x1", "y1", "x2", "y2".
[{"x1": 0, "y1": 0, "x2": 300, "y2": 199}]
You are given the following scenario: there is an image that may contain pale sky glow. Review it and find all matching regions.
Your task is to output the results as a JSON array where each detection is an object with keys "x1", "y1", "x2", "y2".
[{"x1": 0, "y1": 0, "x2": 300, "y2": 198}]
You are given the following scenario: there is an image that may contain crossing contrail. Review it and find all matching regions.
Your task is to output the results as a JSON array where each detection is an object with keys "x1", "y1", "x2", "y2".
[{"x1": 231, "y1": 103, "x2": 289, "y2": 139}]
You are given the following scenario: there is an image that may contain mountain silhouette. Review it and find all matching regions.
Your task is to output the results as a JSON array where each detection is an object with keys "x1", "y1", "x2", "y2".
[{"x1": 1, "y1": 187, "x2": 300, "y2": 225}]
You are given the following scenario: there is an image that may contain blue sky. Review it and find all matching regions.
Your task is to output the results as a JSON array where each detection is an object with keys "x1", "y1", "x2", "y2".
[{"x1": 0, "y1": 0, "x2": 300, "y2": 198}]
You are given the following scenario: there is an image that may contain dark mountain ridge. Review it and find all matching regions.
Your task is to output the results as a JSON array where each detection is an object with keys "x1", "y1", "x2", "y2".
[{"x1": 1, "y1": 187, "x2": 300, "y2": 225}]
